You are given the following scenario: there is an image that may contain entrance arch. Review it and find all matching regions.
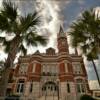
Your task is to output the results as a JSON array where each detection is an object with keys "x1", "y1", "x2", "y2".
[{"x1": 42, "y1": 81, "x2": 58, "y2": 96}]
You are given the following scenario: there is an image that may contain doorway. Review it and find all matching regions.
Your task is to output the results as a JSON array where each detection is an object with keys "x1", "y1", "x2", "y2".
[{"x1": 42, "y1": 81, "x2": 58, "y2": 96}]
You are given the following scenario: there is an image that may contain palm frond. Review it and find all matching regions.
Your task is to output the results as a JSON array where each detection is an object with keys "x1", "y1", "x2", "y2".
[
  {"x1": 2, "y1": 0, "x2": 18, "y2": 21},
  {"x1": 19, "y1": 12, "x2": 40, "y2": 33},
  {"x1": 0, "y1": 14, "x2": 9, "y2": 31},
  {"x1": 33, "y1": 35, "x2": 47, "y2": 46},
  {"x1": 87, "y1": 52, "x2": 98, "y2": 61},
  {"x1": 69, "y1": 8, "x2": 100, "y2": 60},
  {"x1": 0, "y1": 61, "x2": 4, "y2": 68},
  {"x1": 18, "y1": 44, "x2": 27, "y2": 56},
  {"x1": 0, "y1": 37, "x2": 6, "y2": 42},
  {"x1": 3, "y1": 40, "x2": 11, "y2": 53},
  {"x1": 0, "y1": 0, "x2": 18, "y2": 33},
  {"x1": 24, "y1": 31, "x2": 47, "y2": 47}
]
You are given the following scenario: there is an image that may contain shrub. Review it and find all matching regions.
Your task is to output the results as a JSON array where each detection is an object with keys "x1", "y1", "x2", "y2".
[{"x1": 80, "y1": 94, "x2": 95, "y2": 100}]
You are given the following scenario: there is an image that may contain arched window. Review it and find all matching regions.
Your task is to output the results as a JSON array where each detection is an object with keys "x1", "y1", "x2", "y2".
[
  {"x1": 67, "y1": 83, "x2": 70, "y2": 93},
  {"x1": 76, "y1": 79, "x2": 85, "y2": 93},
  {"x1": 30, "y1": 81, "x2": 33, "y2": 93},
  {"x1": 16, "y1": 80, "x2": 24, "y2": 93}
]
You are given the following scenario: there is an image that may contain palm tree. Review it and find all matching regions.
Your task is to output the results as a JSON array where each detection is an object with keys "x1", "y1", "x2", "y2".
[
  {"x1": 80, "y1": 94, "x2": 95, "y2": 100},
  {"x1": 0, "y1": 0, "x2": 47, "y2": 98},
  {"x1": 0, "y1": 61, "x2": 4, "y2": 77},
  {"x1": 69, "y1": 9, "x2": 100, "y2": 87}
]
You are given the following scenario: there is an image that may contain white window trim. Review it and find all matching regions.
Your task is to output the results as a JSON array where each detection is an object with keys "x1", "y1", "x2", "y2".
[
  {"x1": 76, "y1": 83, "x2": 85, "y2": 93},
  {"x1": 16, "y1": 82, "x2": 24, "y2": 93}
]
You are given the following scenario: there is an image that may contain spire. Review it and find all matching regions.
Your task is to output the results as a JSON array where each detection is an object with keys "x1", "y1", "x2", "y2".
[
  {"x1": 58, "y1": 25, "x2": 66, "y2": 38},
  {"x1": 59, "y1": 25, "x2": 64, "y2": 33},
  {"x1": 57, "y1": 24, "x2": 69, "y2": 54}
]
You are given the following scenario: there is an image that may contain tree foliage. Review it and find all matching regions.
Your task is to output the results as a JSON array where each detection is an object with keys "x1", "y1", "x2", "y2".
[
  {"x1": 0, "y1": 0, "x2": 47, "y2": 97},
  {"x1": 0, "y1": 0, "x2": 47, "y2": 57},
  {"x1": 69, "y1": 8, "x2": 100, "y2": 60},
  {"x1": 80, "y1": 95, "x2": 95, "y2": 100}
]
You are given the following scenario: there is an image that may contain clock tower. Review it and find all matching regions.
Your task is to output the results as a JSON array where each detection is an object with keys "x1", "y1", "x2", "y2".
[{"x1": 57, "y1": 25, "x2": 69, "y2": 54}]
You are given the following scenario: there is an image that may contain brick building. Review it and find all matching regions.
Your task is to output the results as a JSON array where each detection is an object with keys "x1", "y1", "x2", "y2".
[{"x1": 7, "y1": 26, "x2": 90, "y2": 100}]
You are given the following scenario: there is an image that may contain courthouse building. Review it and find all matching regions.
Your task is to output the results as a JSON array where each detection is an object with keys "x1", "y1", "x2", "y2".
[{"x1": 7, "y1": 26, "x2": 90, "y2": 100}]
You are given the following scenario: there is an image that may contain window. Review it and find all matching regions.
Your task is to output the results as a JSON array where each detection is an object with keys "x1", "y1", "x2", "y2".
[
  {"x1": 76, "y1": 79, "x2": 85, "y2": 93},
  {"x1": 42, "y1": 65, "x2": 47, "y2": 73},
  {"x1": 42, "y1": 64, "x2": 58, "y2": 75},
  {"x1": 30, "y1": 81, "x2": 33, "y2": 93},
  {"x1": 42, "y1": 86, "x2": 46, "y2": 91},
  {"x1": 67, "y1": 83, "x2": 70, "y2": 93},
  {"x1": 16, "y1": 80, "x2": 24, "y2": 93},
  {"x1": 19, "y1": 63, "x2": 28, "y2": 74},
  {"x1": 73, "y1": 63, "x2": 82, "y2": 74}
]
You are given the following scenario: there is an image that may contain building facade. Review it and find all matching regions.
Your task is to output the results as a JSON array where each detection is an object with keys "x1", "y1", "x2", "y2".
[{"x1": 7, "y1": 26, "x2": 90, "y2": 100}]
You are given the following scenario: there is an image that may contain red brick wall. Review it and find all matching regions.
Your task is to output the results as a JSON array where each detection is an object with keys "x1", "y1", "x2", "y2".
[
  {"x1": 35, "y1": 63, "x2": 41, "y2": 74},
  {"x1": 14, "y1": 64, "x2": 20, "y2": 76},
  {"x1": 59, "y1": 62, "x2": 65, "y2": 74},
  {"x1": 27, "y1": 63, "x2": 33, "y2": 73},
  {"x1": 67, "y1": 63, "x2": 73, "y2": 74}
]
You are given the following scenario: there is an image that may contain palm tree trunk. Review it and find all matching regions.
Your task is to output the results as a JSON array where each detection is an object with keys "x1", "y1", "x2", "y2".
[
  {"x1": 91, "y1": 59, "x2": 100, "y2": 87},
  {"x1": 0, "y1": 68, "x2": 10, "y2": 99},
  {"x1": 0, "y1": 36, "x2": 21, "y2": 100}
]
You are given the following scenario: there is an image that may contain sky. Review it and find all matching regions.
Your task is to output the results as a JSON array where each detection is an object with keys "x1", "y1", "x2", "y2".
[{"x1": 0, "y1": 0, "x2": 100, "y2": 89}]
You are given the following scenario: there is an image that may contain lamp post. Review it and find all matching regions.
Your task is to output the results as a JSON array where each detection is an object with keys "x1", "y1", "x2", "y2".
[{"x1": 56, "y1": 79, "x2": 60, "y2": 100}]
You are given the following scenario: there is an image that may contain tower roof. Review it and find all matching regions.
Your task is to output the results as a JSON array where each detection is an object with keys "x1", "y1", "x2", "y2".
[{"x1": 58, "y1": 25, "x2": 66, "y2": 38}]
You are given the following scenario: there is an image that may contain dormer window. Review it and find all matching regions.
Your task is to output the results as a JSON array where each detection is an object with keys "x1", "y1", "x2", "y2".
[
  {"x1": 19, "y1": 63, "x2": 28, "y2": 75},
  {"x1": 46, "y1": 48, "x2": 55, "y2": 55},
  {"x1": 73, "y1": 63, "x2": 82, "y2": 74}
]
